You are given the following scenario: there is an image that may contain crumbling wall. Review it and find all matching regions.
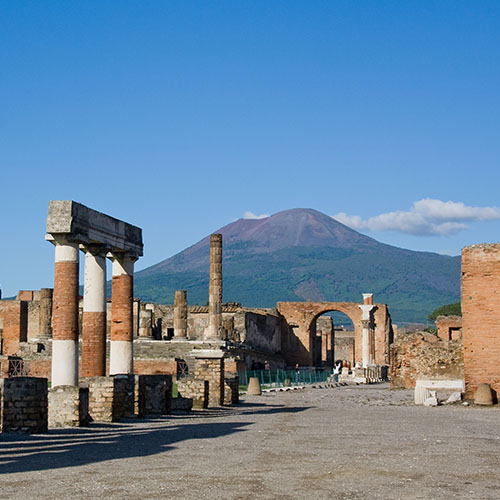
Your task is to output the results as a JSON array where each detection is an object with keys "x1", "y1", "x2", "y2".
[{"x1": 390, "y1": 332, "x2": 463, "y2": 389}]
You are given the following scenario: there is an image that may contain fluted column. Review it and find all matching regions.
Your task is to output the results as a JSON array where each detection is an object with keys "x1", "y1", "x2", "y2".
[
  {"x1": 51, "y1": 239, "x2": 80, "y2": 387},
  {"x1": 174, "y1": 290, "x2": 188, "y2": 338},
  {"x1": 81, "y1": 247, "x2": 107, "y2": 377},
  {"x1": 109, "y1": 254, "x2": 135, "y2": 374},
  {"x1": 205, "y1": 234, "x2": 223, "y2": 340}
]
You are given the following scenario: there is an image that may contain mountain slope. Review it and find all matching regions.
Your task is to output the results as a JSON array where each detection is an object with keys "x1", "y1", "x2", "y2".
[{"x1": 135, "y1": 208, "x2": 461, "y2": 323}]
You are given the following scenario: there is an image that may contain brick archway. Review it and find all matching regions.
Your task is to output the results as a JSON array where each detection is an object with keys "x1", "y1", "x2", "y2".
[{"x1": 277, "y1": 301, "x2": 392, "y2": 367}]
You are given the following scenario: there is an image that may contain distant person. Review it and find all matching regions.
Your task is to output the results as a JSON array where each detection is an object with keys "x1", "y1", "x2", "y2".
[
  {"x1": 264, "y1": 360, "x2": 270, "y2": 371},
  {"x1": 333, "y1": 361, "x2": 341, "y2": 382}
]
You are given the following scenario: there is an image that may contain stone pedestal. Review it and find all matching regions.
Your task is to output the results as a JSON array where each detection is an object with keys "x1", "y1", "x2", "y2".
[
  {"x1": 48, "y1": 386, "x2": 89, "y2": 427},
  {"x1": 193, "y1": 349, "x2": 225, "y2": 407},
  {"x1": 0, "y1": 377, "x2": 48, "y2": 434},
  {"x1": 84, "y1": 375, "x2": 135, "y2": 422}
]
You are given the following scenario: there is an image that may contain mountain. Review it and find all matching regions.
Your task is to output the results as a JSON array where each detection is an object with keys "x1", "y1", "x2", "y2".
[{"x1": 134, "y1": 208, "x2": 461, "y2": 323}]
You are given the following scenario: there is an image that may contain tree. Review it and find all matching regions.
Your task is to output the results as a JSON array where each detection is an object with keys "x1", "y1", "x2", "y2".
[{"x1": 427, "y1": 302, "x2": 461, "y2": 321}]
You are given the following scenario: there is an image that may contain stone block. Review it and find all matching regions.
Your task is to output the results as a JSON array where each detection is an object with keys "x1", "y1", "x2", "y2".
[{"x1": 0, "y1": 377, "x2": 48, "y2": 434}]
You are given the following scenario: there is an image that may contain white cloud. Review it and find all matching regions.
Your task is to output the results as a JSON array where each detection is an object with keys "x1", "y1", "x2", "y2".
[
  {"x1": 333, "y1": 198, "x2": 500, "y2": 236},
  {"x1": 243, "y1": 211, "x2": 269, "y2": 220}
]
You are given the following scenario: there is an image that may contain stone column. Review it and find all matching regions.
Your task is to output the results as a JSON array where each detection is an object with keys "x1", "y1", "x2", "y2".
[
  {"x1": 38, "y1": 288, "x2": 53, "y2": 339},
  {"x1": 81, "y1": 247, "x2": 107, "y2": 377},
  {"x1": 359, "y1": 294, "x2": 375, "y2": 368},
  {"x1": 174, "y1": 290, "x2": 188, "y2": 338},
  {"x1": 138, "y1": 305, "x2": 154, "y2": 338},
  {"x1": 51, "y1": 240, "x2": 80, "y2": 387},
  {"x1": 205, "y1": 234, "x2": 223, "y2": 340},
  {"x1": 109, "y1": 254, "x2": 135, "y2": 375}
]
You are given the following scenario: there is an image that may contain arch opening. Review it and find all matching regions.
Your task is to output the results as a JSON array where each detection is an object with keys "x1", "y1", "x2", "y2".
[{"x1": 311, "y1": 310, "x2": 355, "y2": 369}]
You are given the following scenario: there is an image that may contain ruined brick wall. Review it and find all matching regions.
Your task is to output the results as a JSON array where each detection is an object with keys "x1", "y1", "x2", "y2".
[
  {"x1": 0, "y1": 300, "x2": 28, "y2": 355},
  {"x1": 436, "y1": 315, "x2": 462, "y2": 341},
  {"x1": 0, "y1": 377, "x2": 48, "y2": 433},
  {"x1": 390, "y1": 332, "x2": 463, "y2": 389},
  {"x1": 462, "y1": 244, "x2": 500, "y2": 398}
]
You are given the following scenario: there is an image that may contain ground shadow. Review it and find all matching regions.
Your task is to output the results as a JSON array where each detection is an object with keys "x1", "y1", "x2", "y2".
[{"x1": 1, "y1": 401, "x2": 311, "y2": 474}]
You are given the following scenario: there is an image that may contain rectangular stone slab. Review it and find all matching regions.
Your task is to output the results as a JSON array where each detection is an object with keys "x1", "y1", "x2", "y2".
[{"x1": 46, "y1": 200, "x2": 143, "y2": 257}]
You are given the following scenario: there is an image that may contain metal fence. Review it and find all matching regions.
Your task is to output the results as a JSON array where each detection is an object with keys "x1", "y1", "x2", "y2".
[{"x1": 238, "y1": 368, "x2": 333, "y2": 388}]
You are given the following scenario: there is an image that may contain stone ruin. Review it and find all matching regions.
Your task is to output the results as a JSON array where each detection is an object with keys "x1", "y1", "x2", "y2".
[{"x1": 0, "y1": 199, "x2": 398, "y2": 433}]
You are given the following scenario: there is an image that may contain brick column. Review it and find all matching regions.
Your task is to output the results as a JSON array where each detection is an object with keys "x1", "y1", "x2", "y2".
[
  {"x1": 462, "y1": 244, "x2": 500, "y2": 398},
  {"x1": 38, "y1": 288, "x2": 53, "y2": 339},
  {"x1": 174, "y1": 290, "x2": 188, "y2": 338},
  {"x1": 51, "y1": 240, "x2": 80, "y2": 387},
  {"x1": 81, "y1": 247, "x2": 107, "y2": 377},
  {"x1": 109, "y1": 254, "x2": 134, "y2": 375},
  {"x1": 205, "y1": 233, "x2": 223, "y2": 339}
]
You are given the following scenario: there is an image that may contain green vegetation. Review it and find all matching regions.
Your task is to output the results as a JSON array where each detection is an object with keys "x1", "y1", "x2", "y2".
[
  {"x1": 427, "y1": 302, "x2": 462, "y2": 321},
  {"x1": 135, "y1": 245, "x2": 461, "y2": 323}
]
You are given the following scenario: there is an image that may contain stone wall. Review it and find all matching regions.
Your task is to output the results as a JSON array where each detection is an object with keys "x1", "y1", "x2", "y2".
[
  {"x1": 390, "y1": 332, "x2": 463, "y2": 389},
  {"x1": 333, "y1": 330, "x2": 355, "y2": 366},
  {"x1": 0, "y1": 377, "x2": 48, "y2": 433},
  {"x1": 462, "y1": 244, "x2": 500, "y2": 398},
  {"x1": 84, "y1": 375, "x2": 135, "y2": 422},
  {"x1": 177, "y1": 378, "x2": 209, "y2": 409}
]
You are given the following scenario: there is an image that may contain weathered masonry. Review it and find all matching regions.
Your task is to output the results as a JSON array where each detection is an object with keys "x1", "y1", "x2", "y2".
[
  {"x1": 462, "y1": 244, "x2": 500, "y2": 398},
  {"x1": 46, "y1": 200, "x2": 143, "y2": 387}
]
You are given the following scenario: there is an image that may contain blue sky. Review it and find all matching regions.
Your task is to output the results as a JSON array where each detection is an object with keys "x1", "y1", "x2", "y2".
[{"x1": 1, "y1": 1, "x2": 499, "y2": 297}]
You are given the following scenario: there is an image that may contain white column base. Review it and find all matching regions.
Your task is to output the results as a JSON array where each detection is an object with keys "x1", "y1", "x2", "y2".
[
  {"x1": 109, "y1": 340, "x2": 133, "y2": 375},
  {"x1": 52, "y1": 339, "x2": 79, "y2": 387}
]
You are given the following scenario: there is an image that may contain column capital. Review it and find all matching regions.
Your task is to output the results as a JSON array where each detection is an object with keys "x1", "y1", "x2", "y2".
[
  {"x1": 80, "y1": 243, "x2": 107, "y2": 257},
  {"x1": 359, "y1": 304, "x2": 375, "y2": 320}
]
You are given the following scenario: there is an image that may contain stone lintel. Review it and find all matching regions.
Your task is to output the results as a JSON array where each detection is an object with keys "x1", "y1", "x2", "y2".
[{"x1": 46, "y1": 200, "x2": 143, "y2": 258}]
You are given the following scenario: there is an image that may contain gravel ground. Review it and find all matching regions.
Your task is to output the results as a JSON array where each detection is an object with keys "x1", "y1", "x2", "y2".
[{"x1": 1, "y1": 383, "x2": 500, "y2": 500}]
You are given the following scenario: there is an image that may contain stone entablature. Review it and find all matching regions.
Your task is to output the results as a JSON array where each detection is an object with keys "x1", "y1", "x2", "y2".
[{"x1": 45, "y1": 200, "x2": 143, "y2": 258}]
